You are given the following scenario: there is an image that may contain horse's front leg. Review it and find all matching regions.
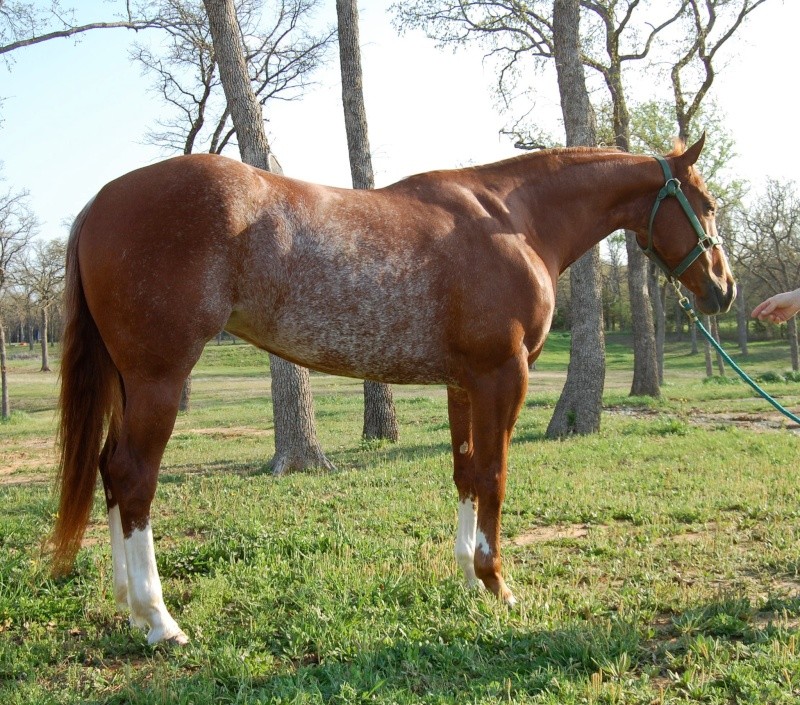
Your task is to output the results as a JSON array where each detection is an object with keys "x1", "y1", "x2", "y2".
[
  {"x1": 107, "y1": 376, "x2": 188, "y2": 645},
  {"x1": 467, "y1": 353, "x2": 529, "y2": 605}
]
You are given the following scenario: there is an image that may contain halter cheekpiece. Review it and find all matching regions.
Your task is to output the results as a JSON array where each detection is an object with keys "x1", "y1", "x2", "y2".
[{"x1": 642, "y1": 155, "x2": 723, "y2": 282}]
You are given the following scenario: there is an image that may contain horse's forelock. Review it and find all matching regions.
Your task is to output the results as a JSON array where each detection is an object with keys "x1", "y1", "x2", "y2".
[{"x1": 666, "y1": 138, "x2": 687, "y2": 158}]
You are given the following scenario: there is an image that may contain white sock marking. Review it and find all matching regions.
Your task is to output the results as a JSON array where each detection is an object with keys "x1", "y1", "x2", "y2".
[
  {"x1": 125, "y1": 522, "x2": 188, "y2": 644},
  {"x1": 108, "y1": 506, "x2": 129, "y2": 610},
  {"x1": 455, "y1": 499, "x2": 479, "y2": 587},
  {"x1": 476, "y1": 528, "x2": 493, "y2": 557}
]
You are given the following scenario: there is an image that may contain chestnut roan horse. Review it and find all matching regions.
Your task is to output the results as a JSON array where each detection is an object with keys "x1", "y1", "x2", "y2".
[{"x1": 53, "y1": 136, "x2": 735, "y2": 644}]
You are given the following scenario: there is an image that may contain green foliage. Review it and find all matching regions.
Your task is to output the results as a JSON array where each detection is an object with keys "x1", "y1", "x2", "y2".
[
  {"x1": 757, "y1": 371, "x2": 787, "y2": 384},
  {"x1": 702, "y1": 375, "x2": 740, "y2": 385}
]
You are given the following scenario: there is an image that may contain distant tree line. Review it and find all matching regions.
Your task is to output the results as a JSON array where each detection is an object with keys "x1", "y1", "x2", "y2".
[{"x1": 0, "y1": 186, "x2": 65, "y2": 417}]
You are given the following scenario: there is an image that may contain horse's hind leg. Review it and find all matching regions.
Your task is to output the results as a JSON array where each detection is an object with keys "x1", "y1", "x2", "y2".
[
  {"x1": 447, "y1": 386, "x2": 480, "y2": 588},
  {"x1": 105, "y1": 374, "x2": 187, "y2": 645},
  {"x1": 98, "y1": 409, "x2": 129, "y2": 611}
]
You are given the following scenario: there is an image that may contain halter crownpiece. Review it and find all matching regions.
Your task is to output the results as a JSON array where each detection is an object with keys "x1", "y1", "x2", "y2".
[{"x1": 642, "y1": 155, "x2": 723, "y2": 282}]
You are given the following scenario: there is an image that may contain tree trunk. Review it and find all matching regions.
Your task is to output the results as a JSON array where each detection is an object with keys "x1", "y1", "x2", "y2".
[
  {"x1": 711, "y1": 317, "x2": 725, "y2": 376},
  {"x1": 203, "y1": 0, "x2": 332, "y2": 473},
  {"x1": 647, "y1": 264, "x2": 665, "y2": 386},
  {"x1": 0, "y1": 320, "x2": 9, "y2": 419},
  {"x1": 789, "y1": 316, "x2": 799, "y2": 372},
  {"x1": 703, "y1": 315, "x2": 714, "y2": 377},
  {"x1": 179, "y1": 376, "x2": 192, "y2": 412},
  {"x1": 736, "y1": 281, "x2": 748, "y2": 355},
  {"x1": 40, "y1": 307, "x2": 50, "y2": 372},
  {"x1": 336, "y1": 0, "x2": 398, "y2": 442},
  {"x1": 626, "y1": 232, "x2": 660, "y2": 396},
  {"x1": 546, "y1": 0, "x2": 605, "y2": 437},
  {"x1": 271, "y1": 359, "x2": 332, "y2": 474}
]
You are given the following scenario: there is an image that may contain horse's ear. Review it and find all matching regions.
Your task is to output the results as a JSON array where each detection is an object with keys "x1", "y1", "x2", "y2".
[{"x1": 676, "y1": 132, "x2": 705, "y2": 170}]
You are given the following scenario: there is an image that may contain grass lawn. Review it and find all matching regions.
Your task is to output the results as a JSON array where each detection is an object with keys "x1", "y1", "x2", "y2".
[{"x1": 1, "y1": 333, "x2": 799, "y2": 704}]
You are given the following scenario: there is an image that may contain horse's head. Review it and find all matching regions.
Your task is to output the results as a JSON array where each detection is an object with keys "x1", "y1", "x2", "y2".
[{"x1": 639, "y1": 134, "x2": 736, "y2": 315}]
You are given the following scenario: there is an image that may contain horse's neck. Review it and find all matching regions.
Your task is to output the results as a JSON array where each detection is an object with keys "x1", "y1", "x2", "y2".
[{"x1": 485, "y1": 150, "x2": 659, "y2": 273}]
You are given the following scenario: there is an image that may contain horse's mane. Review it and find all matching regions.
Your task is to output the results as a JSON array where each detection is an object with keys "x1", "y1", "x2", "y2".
[
  {"x1": 468, "y1": 144, "x2": 622, "y2": 173},
  {"x1": 390, "y1": 142, "x2": 681, "y2": 189}
]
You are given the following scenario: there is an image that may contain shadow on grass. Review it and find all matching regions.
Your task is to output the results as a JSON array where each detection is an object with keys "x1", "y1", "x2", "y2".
[
  {"x1": 97, "y1": 593, "x2": 800, "y2": 704},
  {"x1": 100, "y1": 620, "x2": 642, "y2": 704}
]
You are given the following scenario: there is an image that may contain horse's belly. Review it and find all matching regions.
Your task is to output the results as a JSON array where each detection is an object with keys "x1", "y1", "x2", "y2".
[{"x1": 225, "y1": 305, "x2": 450, "y2": 385}]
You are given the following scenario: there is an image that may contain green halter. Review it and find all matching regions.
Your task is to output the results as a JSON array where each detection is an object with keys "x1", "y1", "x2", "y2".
[{"x1": 643, "y1": 156, "x2": 723, "y2": 282}]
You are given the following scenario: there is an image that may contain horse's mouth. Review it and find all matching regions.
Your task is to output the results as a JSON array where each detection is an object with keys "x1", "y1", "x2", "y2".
[{"x1": 695, "y1": 281, "x2": 737, "y2": 316}]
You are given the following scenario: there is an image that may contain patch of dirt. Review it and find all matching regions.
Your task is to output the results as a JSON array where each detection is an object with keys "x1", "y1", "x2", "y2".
[
  {"x1": 662, "y1": 523, "x2": 720, "y2": 545},
  {"x1": 686, "y1": 410, "x2": 800, "y2": 432},
  {"x1": 606, "y1": 404, "x2": 800, "y2": 433},
  {"x1": 512, "y1": 524, "x2": 589, "y2": 546},
  {"x1": 80, "y1": 522, "x2": 108, "y2": 548},
  {"x1": 188, "y1": 426, "x2": 271, "y2": 438},
  {"x1": 0, "y1": 472, "x2": 50, "y2": 487},
  {"x1": 1, "y1": 438, "x2": 54, "y2": 485},
  {"x1": 752, "y1": 609, "x2": 800, "y2": 630}
]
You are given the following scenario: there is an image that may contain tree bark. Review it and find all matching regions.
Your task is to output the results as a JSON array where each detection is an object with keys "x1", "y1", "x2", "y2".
[
  {"x1": 546, "y1": 0, "x2": 605, "y2": 437},
  {"x1": 39, "y1": 307, "x2": 51, "y2": 372},
  {"x1": 711, "y1": 317, "x2": 725, "y2": 376},
  {"x1": 179, "y1": 376, "x2": 192, "y2": 412},
  {"x1": 736, "y1": 281, "x2": 748, "y2": 356},
  {"x1": 0, "y1": 320, "x2": 9, "y2": 419},
  {"x1": 626, "y1": 233, "x2": 660, "y2": 396},
  {"x1": 336, "y1": 0, "x2": 399, "y2": 442},
  {"x1": 647, "y1": 264, "x2": 665, "y2": 386},
  {"x1": 203, "y1": 0, "x2": 332, "y2": 473},
  {"x1": 789, "y1": 316, "x2": 799, "y2": 372},
  {"x1": 703, "y1": 315, "x2": 714, "y2": 377}
]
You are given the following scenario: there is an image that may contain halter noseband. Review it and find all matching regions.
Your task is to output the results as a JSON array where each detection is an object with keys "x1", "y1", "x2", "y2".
[{"x1": 642, "y1": 156, "x2": 722, "y2": 282}]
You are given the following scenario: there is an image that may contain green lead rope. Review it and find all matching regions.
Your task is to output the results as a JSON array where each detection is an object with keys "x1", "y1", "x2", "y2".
[{"x1": 674, "y1": 283, "x2": 800, "y2": 426}]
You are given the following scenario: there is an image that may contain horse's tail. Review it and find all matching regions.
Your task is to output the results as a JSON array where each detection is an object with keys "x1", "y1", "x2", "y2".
[{"x1": 51, "y1": 199, "x2": 123, "y2": 575}]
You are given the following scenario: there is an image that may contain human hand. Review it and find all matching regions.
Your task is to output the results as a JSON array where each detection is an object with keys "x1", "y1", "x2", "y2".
[{"x1": 751, "y1": 289, "x2": 800, "y2": 323}]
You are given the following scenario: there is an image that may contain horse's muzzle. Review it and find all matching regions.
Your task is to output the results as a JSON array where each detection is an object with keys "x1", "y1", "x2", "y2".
[{"x1": 695, "y1": 279, "x2": 737, "y2": 315}]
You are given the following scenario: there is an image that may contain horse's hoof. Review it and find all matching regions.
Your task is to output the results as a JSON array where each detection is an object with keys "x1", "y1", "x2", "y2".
[
  {"x1": 503, "y1": 591, "x2": 517, "y2": 608},
  {"x1": 147, "y1": 625, "x2": 189, "y2": 646},
  {"x1": 167, "y1": 630, "x2": 189, "y2": 646}
]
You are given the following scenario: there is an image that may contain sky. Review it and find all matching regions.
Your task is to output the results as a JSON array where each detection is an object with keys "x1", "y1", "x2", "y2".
[{"x1": 0, "y1": 0, "x2": 798, "y2": 237}]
